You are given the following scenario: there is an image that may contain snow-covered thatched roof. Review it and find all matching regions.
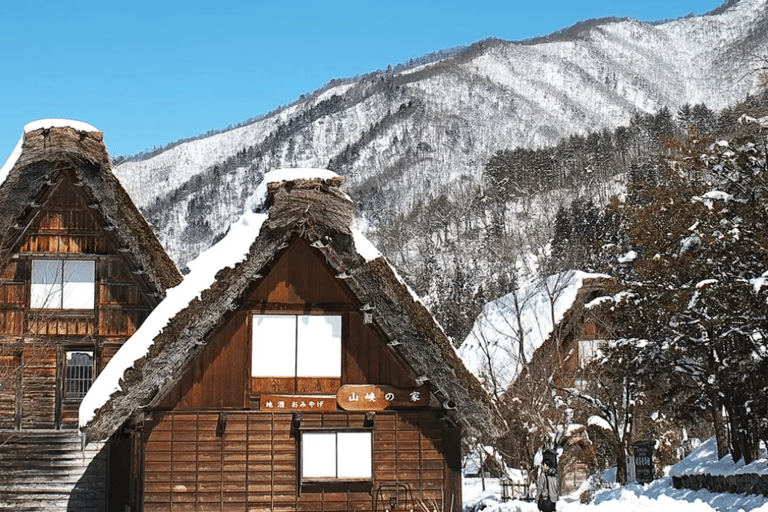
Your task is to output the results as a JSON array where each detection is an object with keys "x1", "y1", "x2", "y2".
[
  {"x1": 80, "y1": 168, "x2": 504, "y2": 442},
  {"x1": 0, "y1": 120, "x2": 182, "y2": 294},
  {"x1": 458, "y1": 270, "x2": 612, "y2": 395}
]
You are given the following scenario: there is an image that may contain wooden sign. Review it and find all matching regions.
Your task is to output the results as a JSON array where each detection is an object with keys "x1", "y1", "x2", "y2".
[
  {"x1": 260, "y1": 394, "x2": 337, "y2": 411},
  {"x1": 337, "y1": 384, "x2": 430, "y2": 411}
]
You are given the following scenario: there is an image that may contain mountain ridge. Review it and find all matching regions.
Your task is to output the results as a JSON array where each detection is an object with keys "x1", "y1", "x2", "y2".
[{"x1": 113, "y1": 0, "x2": 768, "y2": 275}]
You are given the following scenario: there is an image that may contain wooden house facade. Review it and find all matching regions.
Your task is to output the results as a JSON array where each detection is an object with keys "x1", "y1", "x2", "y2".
[
  {"x1": 82, "y1": 171, "x2": 502, "y2": 512},
  {"x1": 0, "y1": 122, "x2": 182, "y2": 511}
]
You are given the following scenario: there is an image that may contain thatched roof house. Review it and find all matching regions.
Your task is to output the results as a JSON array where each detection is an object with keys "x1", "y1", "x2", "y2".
[
  {"x1": 0, "y1": 120, "x2": 183, "y2": 511},
  {"x1": 459, "y1": 270, "x2": 613, "y2": 396},
  {"x1": 81, "y1": 168, "x2": 504, "y2": 443},
  {"x1": 0, "y1": 120, "x2": 181, "y2": 294}
]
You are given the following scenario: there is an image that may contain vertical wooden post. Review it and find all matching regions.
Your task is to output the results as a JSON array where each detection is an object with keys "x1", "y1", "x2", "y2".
[
  {"x1": 14, "y1": 348, "x2": 23, "y2": 430},
  {"x1": 55, "y1": 345, "x2": 63, "y2": 430}
]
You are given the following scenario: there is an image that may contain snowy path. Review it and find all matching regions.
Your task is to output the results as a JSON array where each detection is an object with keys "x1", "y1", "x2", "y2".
[{"x1": 464, "y1": 476, "x2": 768, "y2": 512}]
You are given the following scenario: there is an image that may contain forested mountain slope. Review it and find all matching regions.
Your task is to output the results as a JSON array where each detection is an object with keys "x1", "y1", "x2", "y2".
[{"x1": 114, "y1": 0, "x2": 768, "y2": 340}]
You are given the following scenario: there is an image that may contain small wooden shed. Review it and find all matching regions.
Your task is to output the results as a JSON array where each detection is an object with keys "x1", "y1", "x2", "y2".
[
  {"x1": 0, "y1": 121, "x2": 181, "y2": 511},
  {"x1": 81, "y1": 169, "x2": 502, "y2": 512}
]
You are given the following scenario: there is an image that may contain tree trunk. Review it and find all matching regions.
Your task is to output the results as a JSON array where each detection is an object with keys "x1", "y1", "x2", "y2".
[
  {"x1": 727, "y1": 402, "x2": 758, "y2": 464},
  {"x1": 712, "y1": 401, "x2": 729, "y2": 460},
  {"x1": 615, "y1": 446, "x2": 628, "y2": 485}
]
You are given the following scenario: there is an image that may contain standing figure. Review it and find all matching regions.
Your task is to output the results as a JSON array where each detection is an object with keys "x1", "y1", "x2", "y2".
[{"x1": 536, "y1": 461, "x2": 559, "y2": 512}]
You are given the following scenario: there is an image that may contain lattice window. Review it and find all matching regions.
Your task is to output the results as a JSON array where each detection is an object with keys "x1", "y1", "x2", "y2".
[{"x1": 65, "y1": 351, "x2": 93, "y2": 399}]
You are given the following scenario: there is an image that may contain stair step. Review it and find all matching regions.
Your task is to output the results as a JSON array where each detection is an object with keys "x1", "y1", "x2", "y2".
[{"x1": 0, "y1": 432, "x2": 106, "y2": 511}]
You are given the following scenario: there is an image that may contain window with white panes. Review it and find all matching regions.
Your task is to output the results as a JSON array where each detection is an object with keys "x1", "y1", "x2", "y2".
[
  {"x1": 251, "y1": 314, "x2": 342, "y2": 378},
  {"x1": 30, "y1": 259, "x2": 95, "y2": 309},
  {"x1": 301, "y1": 431, "x2": 372, "y2": 481}
]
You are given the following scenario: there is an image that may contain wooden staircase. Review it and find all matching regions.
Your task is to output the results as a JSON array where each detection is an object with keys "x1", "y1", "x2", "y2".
[{"x1": 0, "y1": 430, "x2": 106, "y2": 512}]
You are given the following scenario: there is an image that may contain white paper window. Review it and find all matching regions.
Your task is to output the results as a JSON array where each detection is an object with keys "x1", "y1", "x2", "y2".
[
  {"x1": 578, "y1": 339, "x2": 605, "y2": 368},
  {"x1": 251, "y1": 314, "x2": 341, "y2": 378},
  {"x1": 252, "y1": 315, "x2": 297, "y2": 377},
  {"x1": 302, "y1": 432, "x2": 337, "y2": 479},
  {"x1": 302, "y1": 431, "x2": 372, "y2": 480},
  {"x1": 31, "y1": 260, "x2": 95, "y2": 309},
  {"x1": 297, "y1": 315, "x2": 342, "y2": 377}
]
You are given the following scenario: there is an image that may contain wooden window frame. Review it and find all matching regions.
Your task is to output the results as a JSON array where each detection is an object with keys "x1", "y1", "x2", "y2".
[
  {"x1": 30, "y1": 258, "x2": 96, "y2": 310},
  {"x1": 63, "y1": 349, "x2": 94, "y2": 402},
  {"x1": 250, "y1": 313, "x2": 343, "y2": 394},
  {"x1": 299, "y1": 428, "x2": 373, "y2": 484}
]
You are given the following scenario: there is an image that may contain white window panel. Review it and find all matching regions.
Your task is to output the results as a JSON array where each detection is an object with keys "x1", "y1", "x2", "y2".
[
  {"x1": 62, "y1": 260, "x2": 95, "y2": 309},
  {"x1": 296, "y1": 315, "x2": 341, "y2": 377},
  {"x1": 337, "y1": 432, "x2": 372, "y2": 479},
  {"x1": 302, "y1": 432, "x2": 337, "y2": 479},
  {"x1": 31, "y1": 260, "x2": 62, "y2": 309},
  {"x1": 252, "y1": 315, "x2": 297, "y2": 377},
  {"x1": 31, "y1": 260, "x2": 94, "y2": 310}
]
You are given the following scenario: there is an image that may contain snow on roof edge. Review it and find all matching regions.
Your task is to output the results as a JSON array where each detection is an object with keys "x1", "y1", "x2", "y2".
[
  {"x1": 0, "y1": 119, "x2": 101, "y2": 189},
  {"x1": 79, "y1": 208, "x2": 268, "y2": 428},
  {"x1": 23, "y1": 119, "x2": 99, "y2": 134},
  {"x1": 458, "y1": 270, "x2": 611, "y2": 393},
  {"x1": 351, "y1": 228, "x2": 382, "y2": 262},
  {"x1": 81, "y1": 168, "x2": 348, "y2": 428},
  {"x1": 0, "y1": 136, "x2": 24, "y2": 189}
]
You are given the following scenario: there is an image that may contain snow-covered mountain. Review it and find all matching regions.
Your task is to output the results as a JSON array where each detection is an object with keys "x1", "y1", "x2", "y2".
[{"x1": 114, "y1": 0, "x2": 768, "y2": 270}]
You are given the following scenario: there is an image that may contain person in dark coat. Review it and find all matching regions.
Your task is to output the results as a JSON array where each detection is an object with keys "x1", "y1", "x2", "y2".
[{"x1": 536, "y1": 462, "x2": 559, "y2": 512}]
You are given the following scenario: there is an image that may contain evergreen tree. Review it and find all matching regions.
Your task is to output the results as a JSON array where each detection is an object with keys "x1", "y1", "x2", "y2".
[{"x1": 589, "y1": 131, "x2": 768, "y2": 463}]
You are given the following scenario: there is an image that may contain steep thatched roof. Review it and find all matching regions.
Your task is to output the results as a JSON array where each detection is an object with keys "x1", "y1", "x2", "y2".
[
  {"x1": 0, "y1": 123, "x2": 181, "y2": 294},
  {"x1": 82, "y1": 170, "x2": 504, "y2": 442}
]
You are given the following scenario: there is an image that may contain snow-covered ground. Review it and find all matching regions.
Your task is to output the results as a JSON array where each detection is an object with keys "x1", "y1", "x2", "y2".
[
  {"x1": 464, "y1": 438, "x2": 768, "y2": 512},
  {"x1": 464, "y1": 475, "x2": 768, "y2": 512}
]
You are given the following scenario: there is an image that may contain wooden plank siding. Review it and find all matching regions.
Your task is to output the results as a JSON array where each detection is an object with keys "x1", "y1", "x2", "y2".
[
  {"x1": 155, "y1": 310, "x2": 415, "y2": 411},
  {"x1": 0, "y1": 170, "x2": 158, "y2": 429},
  {"x1": 142, "y1": 411, "x2": 454, "y2": 512}
]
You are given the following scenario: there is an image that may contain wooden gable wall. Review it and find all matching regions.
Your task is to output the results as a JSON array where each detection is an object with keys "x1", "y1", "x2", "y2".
[
  {"x1": 156, "y1": 238, "x2": 416, "y2": 411},
  {"x1": 0, "y1": 169, "x2": 159, "y2": 429}
]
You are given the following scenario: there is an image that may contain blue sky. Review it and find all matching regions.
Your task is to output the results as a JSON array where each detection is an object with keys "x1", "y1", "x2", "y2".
[{"x1": 1, "y1": 0, "x2": 725, "y2": 160}]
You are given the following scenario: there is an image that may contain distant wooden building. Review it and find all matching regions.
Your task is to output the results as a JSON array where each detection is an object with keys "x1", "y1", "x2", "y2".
[
  {"x1": 0, "y1": 122, "x2": 182, "y2": 511},
  {"x1": 81, "y1": 170, "x2": 502, "y2": 512},
  {"x1": 538, "y1": 275, "x2": 613, "y2": 391},
  {"x1": 511, "y1": 274, "x2": 613, "y2": 494}
]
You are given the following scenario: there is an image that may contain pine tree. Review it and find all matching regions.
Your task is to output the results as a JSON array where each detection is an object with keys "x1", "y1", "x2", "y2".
[{"x1": 589, "y1": 131, "x2": 768, "y2": 463}]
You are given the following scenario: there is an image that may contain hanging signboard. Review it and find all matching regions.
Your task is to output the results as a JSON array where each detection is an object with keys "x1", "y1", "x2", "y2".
[
  {"x1": 337, "y1": 384, "x2": 430, "y2": 411},
  {"x1": 260, "y1": 395, "x2": 337, "y2": 412}
]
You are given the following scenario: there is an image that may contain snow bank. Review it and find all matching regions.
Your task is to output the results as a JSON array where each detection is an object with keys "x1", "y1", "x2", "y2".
[
  {"x1": 463, "y1": 438, "x2": 768, "y2": 512},
  {"x1": 464, "y1": 413, "x2": 768, "y2": 511},
  {"x1": 669, "y1": 437, "x2": 768, "y2": 478},
  {"x1": 458, "y1": 270, "x2": 609, "y2": 394}
]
